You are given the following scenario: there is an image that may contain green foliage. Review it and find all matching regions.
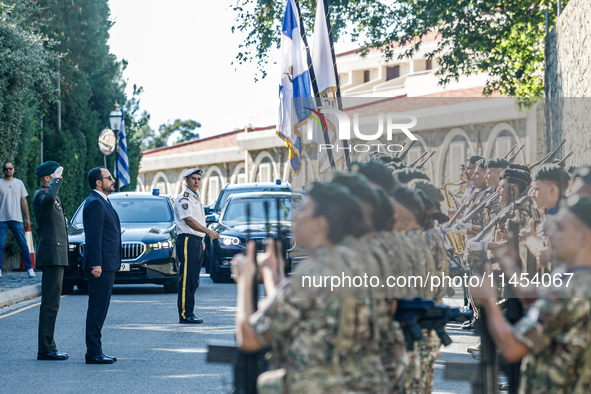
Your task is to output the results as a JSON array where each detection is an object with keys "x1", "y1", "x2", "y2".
[
  {"x1": 141, "y1": 119, "x2": 201, "y2": 150},
  {"x1": 232, "y1": 0, "x2": 567, "y2": 97},
  {"x1": 1, "y1": 0, "x2": 147, "y2": 262}
]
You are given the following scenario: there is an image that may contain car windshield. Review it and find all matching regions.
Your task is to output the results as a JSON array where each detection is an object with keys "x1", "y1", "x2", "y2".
[
  {"x1": 215, "y1": 186, "x2": 290, "y2": 214},
  {"x1": 221, "y1": 197, "x2": 298, "y2": 223},
  {"x1": 72, "y1": 198, "x2": 173, "y2": 225}
]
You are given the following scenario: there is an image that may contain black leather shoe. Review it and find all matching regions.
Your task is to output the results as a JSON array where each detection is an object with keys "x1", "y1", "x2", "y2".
[
  {"x1": 37, "y1": 350, "x2": 69, "y2": 360},
  {"x1": 102, "y1": 354, "x2": 117, "y2": 362},
  {"x1": 85, "y1": 354, "x2": 116, "y2": 364},
  {"x1": 179, "y1": 316, "x2": 203, "y2": 324}
]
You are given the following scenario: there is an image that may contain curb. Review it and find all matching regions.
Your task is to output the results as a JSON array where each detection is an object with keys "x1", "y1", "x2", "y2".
[{"x1": 0, "y1": 284, "x2": 42, "y2": 308}]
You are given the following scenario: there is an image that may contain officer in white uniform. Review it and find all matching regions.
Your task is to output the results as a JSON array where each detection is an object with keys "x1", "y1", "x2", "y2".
[{"x1": 174, "y1": 168, "x2": 219, "y2": 324}]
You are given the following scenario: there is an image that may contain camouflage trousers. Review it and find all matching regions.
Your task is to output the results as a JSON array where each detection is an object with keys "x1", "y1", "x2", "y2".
[{"x1": 404, "y1": 330, "x2": 441, "y2": 394}]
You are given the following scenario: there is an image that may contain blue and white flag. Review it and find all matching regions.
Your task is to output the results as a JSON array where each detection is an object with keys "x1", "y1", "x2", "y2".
[
  {"x1": 117, "y1": 115, "x2": 130, "y2": 188},
  {"x1": 277, "y1": 0, "x2": 315, "y2": 173}
]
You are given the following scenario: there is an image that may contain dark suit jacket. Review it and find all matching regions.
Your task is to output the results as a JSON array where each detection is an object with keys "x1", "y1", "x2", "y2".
[
  {"x1": 82, "y1": 191, "x2": 121, "y2": 272},
  {"x1": 32, "y1": 178, "x2": 69, "y2": 267}
]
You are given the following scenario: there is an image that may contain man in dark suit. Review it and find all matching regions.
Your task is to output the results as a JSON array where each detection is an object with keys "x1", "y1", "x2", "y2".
[
  {"x1": 82, "y1": 167, "x2": 121, "y2": 364},
  {"x1": 33, "y1": 161, "x2": 69, "y2": 361}
]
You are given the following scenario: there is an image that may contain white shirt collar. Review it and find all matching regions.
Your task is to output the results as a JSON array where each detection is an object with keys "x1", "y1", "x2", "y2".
[{"x1": 93, "y1": 189, "x2": 109, "y2": 201}]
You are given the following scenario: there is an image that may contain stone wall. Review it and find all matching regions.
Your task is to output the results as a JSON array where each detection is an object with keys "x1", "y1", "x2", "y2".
[{"x1": 545, "y1": 0, "x2": 591, "y2": 165}]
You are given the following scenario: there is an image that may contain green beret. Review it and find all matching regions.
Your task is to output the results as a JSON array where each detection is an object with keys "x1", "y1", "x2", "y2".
[
  {"x1": 393, "y1": 168, "x2": 430, "y2": 184},
  {"x1": 565, "y1": 194, "x2": 591, "y2": 230},
  {"x1": 364, "y1": 151, "x2": 393, "y2": 164},
  {"x1": 499, "y1": 168, "x2": 531, "y2": 188},
  {"x1": 349, "y1": 161, "x2": 398, "y2": 195},
  {"x1": 509, "y1": 163, "x2": 531, "y2": 173},
  {"x1": 475, "y1": 159, "x2": 487, "y2": 168},
  {"x1": 531, "y1": 164, "x2": 570, "y2": 189},
  {"x1": 466, "y1": 155, "x2": 485, "y2": 165},
  {"x1": 574, "y1": 166, "x2": 591, "y2": 183},
  {"x1": 485, "y1": 158, "x2": 511, "y2": 169},
  {"x1": 392, "y1": 186, "x2": 425, "y2": 219},
  {"x1": 407, "y1": 179, "x2": 444, "y2": 206},
  {"x1": 372, "y1": 186, "x2": 395, "y2": 231},
  {"x1": 329, "y1": 172, "x2": 378, "y2": 206},
  {"x1": 305, "y1": 182, "x2": 364, "y2": 218},
  {"x1": 35, "y1": 161, "x2": 60, "y2": 177},
  {"x1": 415, "y1": 189, "x2": 436, "y2": 211}
]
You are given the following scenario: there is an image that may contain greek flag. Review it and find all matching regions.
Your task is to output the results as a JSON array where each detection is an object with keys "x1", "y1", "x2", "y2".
[
  {"x1": 117, "y1": 114, "x2": 130, "y2": 187},
  {"x1": 277, "y1": 0, "x2": 315, "y2": 173}
]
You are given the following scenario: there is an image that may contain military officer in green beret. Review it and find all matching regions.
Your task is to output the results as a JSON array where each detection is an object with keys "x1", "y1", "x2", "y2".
[{"x1": 33, "y1": 161, "x2": 69, "y2": 361}]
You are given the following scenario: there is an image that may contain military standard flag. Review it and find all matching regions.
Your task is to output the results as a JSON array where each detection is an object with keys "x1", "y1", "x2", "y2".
[{"x1": 277, "y1": 0, "x2": 315, "y2": 173}]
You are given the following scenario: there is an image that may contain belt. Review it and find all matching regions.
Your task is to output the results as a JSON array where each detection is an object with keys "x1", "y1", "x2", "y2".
[{"x1": 178, "y1": 233, "x2": 204, "y2": 240}]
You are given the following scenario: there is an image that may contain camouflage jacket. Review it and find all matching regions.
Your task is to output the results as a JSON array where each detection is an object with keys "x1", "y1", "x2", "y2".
[
  {"x1": 423, "y1": 228, "x2": 449, "y2": 302},
  {"x1": 405, "y1": 229, "x2": 437, "y2": 299},
  {"x1": 514, "y1": 267, "x2": 591, "y2": 394},
  {"x1": 250, "y1": 245, "x2": 390, "y2": 393}
]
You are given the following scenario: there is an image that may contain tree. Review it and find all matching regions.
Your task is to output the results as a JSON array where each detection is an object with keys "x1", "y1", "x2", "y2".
[
  {"x1": 141, "y1": 119, "x2": 201, "y2": 150},
  {"x1": 233, "y1": 0, "x2": 567, "y2": 97}
]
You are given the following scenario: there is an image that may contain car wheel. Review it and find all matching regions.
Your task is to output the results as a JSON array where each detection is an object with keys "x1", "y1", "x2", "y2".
[
  {"x1": 163, "y1": 280, "x2": 178, "y2": 293},
  {"x1": 61, "y1": 281, "x2": 75, "y2": 295}
]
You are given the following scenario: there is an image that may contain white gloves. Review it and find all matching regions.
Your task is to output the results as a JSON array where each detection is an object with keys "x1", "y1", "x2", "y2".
[
  {"x1": 453, "y1": 222, "x2": 473, "y2": 234},
  {"x1": 469, "y1": 241, "x2": 489, "y2": 252},
  {"x1": 51, "y1": 166, "x2": 64, "y2": 179}
]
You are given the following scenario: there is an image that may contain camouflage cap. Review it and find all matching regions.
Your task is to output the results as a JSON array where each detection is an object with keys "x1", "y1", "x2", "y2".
[
  {"x1": 407, "y1": 179, "x2": 444, "y2": 206},
  {"x1": 466, "y1": 155, "x2": 485, "y2": 165},
  {"x1": 388, "y1": 161, "x2": 407, "y2": 171},
  {"x1": 574, "y1": 166, "x2": 591, "y2": 183},
  {"x1": 349, "y1": 161, "x2": 398, "y2": 195},
  {"x1": 329, "y1": 172, "x2": 378, "y2": 206},
  {"x1": 392, "y1": 186, "x2": 425, "y2": 219},
  {"x1": 499, "y1": 168, "x2": 531, "y2": 188},
  {"x1": 305, "y1": 182, "x2": 364, "y2": 218},
  {"x1": 35, "y1": 160, "x2": 60, "y2": 177},
  {"x1": 393, "y1": 167, "x2": 430, "y2": 184},
  {"x1": 565, "y1": 194, "x2": 591, "y2": 230},
  {"x1": 531, "y1": 164, "x2": 571, "y2": 189},
  {"x1": 485, "y1": 158, "x2": 511, "y2": 169}
]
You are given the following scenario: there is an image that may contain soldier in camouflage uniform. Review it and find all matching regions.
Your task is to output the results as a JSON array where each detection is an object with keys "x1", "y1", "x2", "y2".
[
  {"x1": 474, "y1": 194, "x2": 591, "y2": 394},
  {"x1": 483, "y1": 158, "x2": 511, "y2": 222},
  {"x1": 232, "y1": 181, "x2": 393, "y2": 393},
  {"x1": 520, "y1": 164, "x2": 570, "y2": 271}
]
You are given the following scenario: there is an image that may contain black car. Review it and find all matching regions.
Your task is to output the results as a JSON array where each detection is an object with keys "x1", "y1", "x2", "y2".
[
  {"x1": 64, "y1": 191, "x2": 178, "y2": 293},
  {"x1": 203, "y1": 181, "x2": 291, "y2": 275},
  {"x1": 208, "y1": 191, "x2": 304, "y2": 283}
]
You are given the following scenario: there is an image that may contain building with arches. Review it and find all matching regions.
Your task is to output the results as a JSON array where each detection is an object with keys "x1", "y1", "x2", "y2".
[{"x1": 138, "y1": 42, "x2": 549, "y2": 201}]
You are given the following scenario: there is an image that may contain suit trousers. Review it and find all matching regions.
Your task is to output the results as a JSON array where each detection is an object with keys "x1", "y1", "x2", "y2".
[
  {"x1": 85, "y1": 270, "x2": 115, "y2": 357},
  {"x1": 176, "y1": 234, "x2": 203, "y2": 319},
  {"x1": 38, "y1": 265, "x2": 64, "y2": 353}
]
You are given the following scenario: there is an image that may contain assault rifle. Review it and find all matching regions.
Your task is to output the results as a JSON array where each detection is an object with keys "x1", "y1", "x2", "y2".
[
  {"x1": 529, "y1": 139, "x2": 566, "y2": 169},
  {"x1": 415, "y1": 151, "x2": 436, "y2": 170},
  {"x1": 444, "y1": 187, "x2": 489, "y2": 231},
  {"x1": 398, "y1": 140, "x2": 416, "y2": 161},
  {"x1": 508, "y1": 145, "x2": 525, "y2": 163},
  {"x1": 395, "y1": 298, "x2": 474, "y2": 351},
  {"x1": 409, "y1": 150, "x2": 429, "y2": 167}
]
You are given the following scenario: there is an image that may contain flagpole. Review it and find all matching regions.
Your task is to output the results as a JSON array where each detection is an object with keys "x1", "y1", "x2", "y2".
[
  {"x1": 323, "y1": 0, "x2": 350, "y2": 166},
  {"x1": 295, "y1": 0, "x2": 335, "y2": 169}
]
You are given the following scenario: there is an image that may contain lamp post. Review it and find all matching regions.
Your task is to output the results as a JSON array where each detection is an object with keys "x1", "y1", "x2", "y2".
[{"x1": 109, "y1": 103, "x2": 123, "y2": 190}]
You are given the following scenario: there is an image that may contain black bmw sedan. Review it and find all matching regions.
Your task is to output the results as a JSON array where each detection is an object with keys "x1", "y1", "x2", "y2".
[
  {"x1": 63, "y1": 192, "x2": 178, "y2": 293},
  {"x1": 208, "y1": 191, "x2": 304, "y2": 283}
]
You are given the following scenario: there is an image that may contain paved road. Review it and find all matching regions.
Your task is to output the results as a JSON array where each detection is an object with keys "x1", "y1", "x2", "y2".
[{"x1": 0, "y1": 274, "x2": 479, "y2": 393}]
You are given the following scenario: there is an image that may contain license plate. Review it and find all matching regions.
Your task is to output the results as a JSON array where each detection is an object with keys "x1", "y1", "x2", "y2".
[{"x1": 119, "y1": 263, "x2": 130, "y2": 272}]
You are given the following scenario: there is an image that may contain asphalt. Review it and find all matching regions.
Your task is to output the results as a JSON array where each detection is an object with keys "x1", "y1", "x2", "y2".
[{"x1": 0, "y1": 269, "x2": 43, "y2": 308}]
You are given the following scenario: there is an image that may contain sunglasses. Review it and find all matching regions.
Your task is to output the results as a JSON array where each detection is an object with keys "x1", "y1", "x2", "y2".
[
  {"x1": 100, "y1": 175, "x2": 114, "y2": 181},
  {"x1": 3, "y1": 167, "x2": 14, "y2": 171}
]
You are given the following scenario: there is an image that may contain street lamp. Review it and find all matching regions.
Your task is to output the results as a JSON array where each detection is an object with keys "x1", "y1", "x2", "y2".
[
  {"x1": 109, "y1": 103, "x2": 123, "y2": 190},
  {"x1": 109, "y1": 103, "x2": 122, "y2": 132}
]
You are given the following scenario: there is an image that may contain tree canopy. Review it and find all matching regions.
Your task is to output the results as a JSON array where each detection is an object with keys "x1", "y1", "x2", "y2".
[
  {"x1": 233, "y1": 0, "x2": 567, "y2": 97},
  {"x1": 141, "y1": 119, "x2": 202, "y2": 150}
]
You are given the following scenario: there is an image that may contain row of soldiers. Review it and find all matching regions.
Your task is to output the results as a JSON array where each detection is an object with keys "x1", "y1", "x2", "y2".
[{"x1": 229, "y1": 146, "x2": 591, "y2": 393}]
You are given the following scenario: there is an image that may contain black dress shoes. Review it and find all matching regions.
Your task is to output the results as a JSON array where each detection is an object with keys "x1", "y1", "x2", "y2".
[
  {"x1": 179, "y1": 316, "x2": 203, "y2": 324},
  {"x1": 37, "y1": 350, "x2": 69, "y2": 360},
  {"x1": 85, "y1": 354, "x2": 116, "y2": 364}
]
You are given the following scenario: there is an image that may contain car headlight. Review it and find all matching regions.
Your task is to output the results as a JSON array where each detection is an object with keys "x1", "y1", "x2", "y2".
[
  {"x1": 150, "y1": 240, "x2": 173, "y2": 250},
  {"x1": 68, "y1": 244, "x2": 77, "y2": 251},
  {"x1": 220, "y1": 236, "x2": 241, "y2": 246}
]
